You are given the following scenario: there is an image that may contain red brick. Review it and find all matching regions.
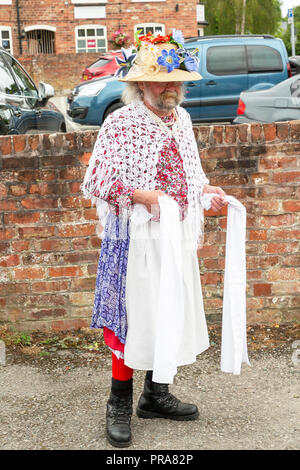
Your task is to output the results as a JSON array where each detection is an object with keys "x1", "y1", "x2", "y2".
[
  {"x1": 201, "y1": 272, "x2": 223, "y2": 285},
  {"x1": 263, "y1": 124, "x2": 277, "y2": 141},
  {"x1": 249, "y1": 230, "x2": 267, "y2": 241},
  {"x1": 57, "y1": 223, "x2": 96, "y2": 238},
  {"x1": 10, "y1": 184, "x2": 27, "y2": 196},
  {"x1": 0, "y1": 200, "x2": 18, "y2": 211},
  {"x1": 266, "y1": 267, "x2": 299, "y2": 281},
  {"x1": 14, "y1": 267, "x2": 45, "y2": 280},
  {"x1": 283, "y1": 200, "x2": 300, "y2": 212},
  {"x1": 80, "y1": 152, "x2": 92, "y2": 165},
  {"x1": 253, "y1": 283, "x2": 272, "y2": 296},
  {"x1": 0, "y1": 254, "x2": 20, "y2": 267},
  {"x1": 4, "y1": 212, "x2": 40, "y2": 225},
  {"x1": 272, "y1": 171, "x2": 300, "y2": 183},
  {"x1": 21, "y1": 198, "x2": 58, "y2": 210},
  {"x1": 13, "y1": 135, "x2": 26, "y2": 153},
  {"x1": 0, "y1": 136, "x2": 12, "y2": 155},
  {"x1": 259, "y1": 214, "x2": 295, "y2": 228},
  {"x1": 19, "y1": 226, "x2": 55, "y2": 239},
  {"x1": 264, "y1": 242, "x2": 298, "y2": 254},
  {"x1": 48, "y1": 266, "x2": 83, "y2": 277}
]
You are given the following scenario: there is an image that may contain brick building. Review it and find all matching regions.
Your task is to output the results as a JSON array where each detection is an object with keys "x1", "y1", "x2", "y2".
[{"x1": 0, "y1": 0, "x2": 205, "y2": 56}]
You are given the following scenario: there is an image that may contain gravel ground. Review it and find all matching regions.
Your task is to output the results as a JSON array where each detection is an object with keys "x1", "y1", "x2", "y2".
[{"x1": 0, "y1": 325, "x2": 299, "y2": 451}]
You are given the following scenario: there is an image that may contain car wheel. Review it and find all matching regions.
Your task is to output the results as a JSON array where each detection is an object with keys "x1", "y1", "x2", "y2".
[{"x1": 103, "y1": 102, "x2": 124, "y2": 121}]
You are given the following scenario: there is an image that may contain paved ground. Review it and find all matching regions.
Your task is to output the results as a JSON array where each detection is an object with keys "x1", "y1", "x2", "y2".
[
  {"x1": 49, "y1": 94, "x2": 100, "y2": 133},
  {"x1": 0, "y1": 325, "x2": 299, "y2": 451}
]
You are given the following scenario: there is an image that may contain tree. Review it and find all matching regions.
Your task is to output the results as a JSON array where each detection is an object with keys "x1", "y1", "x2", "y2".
[
  {"x1": 205, "y1": 0, "x2": 282, "y2": 36},
  {"x1": 279, "y1": 5, "x2": 300, "y2": 56}
]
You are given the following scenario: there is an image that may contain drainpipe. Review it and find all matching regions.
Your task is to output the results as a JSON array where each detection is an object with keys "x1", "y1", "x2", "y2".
[{"x1": 15, "y1": 0, "x2": 23, "y2": 54}]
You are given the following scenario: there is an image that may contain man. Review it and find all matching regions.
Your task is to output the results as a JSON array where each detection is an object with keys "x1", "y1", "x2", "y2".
[{"x1": 82, "y1": 30, "x2": 227, "y2": 448}]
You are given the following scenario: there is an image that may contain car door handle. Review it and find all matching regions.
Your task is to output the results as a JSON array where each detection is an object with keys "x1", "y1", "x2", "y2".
[
  {"x1": 186, "y1": 82, "x2": 197, "y2": 87},
  {"x1": 206, "y1": 80, "x2": 216, "y2": 86}
]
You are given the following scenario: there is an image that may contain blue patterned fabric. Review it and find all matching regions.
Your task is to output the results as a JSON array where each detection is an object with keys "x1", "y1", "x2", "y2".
[{"x1": 90, "y1": 213, "x2": 130, "y2": 344}]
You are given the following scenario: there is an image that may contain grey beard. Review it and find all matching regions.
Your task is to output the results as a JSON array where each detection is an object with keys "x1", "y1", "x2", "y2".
[{"x1": 148, "y1": 87, "x2": 185, "y2": 111}]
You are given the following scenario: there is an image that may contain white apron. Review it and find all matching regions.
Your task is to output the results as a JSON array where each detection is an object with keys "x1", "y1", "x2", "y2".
[{"x1": 124, "y1": 197, "x2": 209, "y2": 384}]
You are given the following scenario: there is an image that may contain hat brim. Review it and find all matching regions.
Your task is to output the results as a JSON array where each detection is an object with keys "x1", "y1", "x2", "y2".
[{"x1": 119, "y1": 69, "x2": 202, "y2": 82}]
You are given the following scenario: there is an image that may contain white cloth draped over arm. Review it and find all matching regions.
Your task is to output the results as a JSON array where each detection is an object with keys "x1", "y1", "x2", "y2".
[{"x1": 200, "y1": 193, "x2": 250, "y2": 374}]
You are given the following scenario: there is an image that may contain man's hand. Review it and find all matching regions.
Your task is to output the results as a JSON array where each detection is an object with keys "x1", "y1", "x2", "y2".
[
  {"x1": 202, "y1": 184, "x2": 228, "y2": 212},
  {"x1": 132, "y1": 189, "x2": 166, "y2": 213}
]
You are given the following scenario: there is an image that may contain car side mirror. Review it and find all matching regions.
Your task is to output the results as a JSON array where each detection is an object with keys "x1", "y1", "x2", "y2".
[{"x1": 38, "y1": 82, "x2": 55, "y2": 105}]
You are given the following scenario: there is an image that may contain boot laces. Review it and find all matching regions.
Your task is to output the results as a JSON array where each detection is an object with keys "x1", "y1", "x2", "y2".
[{"x1": 108, "y1": 396, "x2": 132, "y2": 424}]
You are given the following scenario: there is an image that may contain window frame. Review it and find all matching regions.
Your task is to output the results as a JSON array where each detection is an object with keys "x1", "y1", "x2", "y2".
[
  {"x1": 206, "y1": 45, "x2": 248, "y2": 76},
  {"x1": 75, "y1": 24, "x2": 107, "y2": 53},
  {"x1": 246, "y1": 45, "x2": 283, "y2": 74},
  {"x1": 134, "y1": 23, "x2": 165, "y2": 36},
  {"x1": 0, "y1": 26, "x2": 13, "y2": 54}
]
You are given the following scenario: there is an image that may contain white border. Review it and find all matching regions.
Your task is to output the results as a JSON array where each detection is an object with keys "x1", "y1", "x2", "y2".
[
  {"x1": 75, "y1": 24, "x2": 107, "y2": 53},
  {"x1": 71, "y1": 0, "x2": 107, "y2": 3},
  {"x1": 134, "y1": 23, "x2": 165, "y2": 34},
  {"x1": 24, "y1": 25, "x2": 57, "y2": 33},
  {"x1": 0, "y1": 25, "x2": 13, "y2": 54}
]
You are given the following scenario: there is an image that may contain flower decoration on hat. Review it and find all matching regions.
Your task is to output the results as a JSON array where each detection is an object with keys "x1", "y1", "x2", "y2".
[
  {"x1": 157, "y1": 49, "x2": 180, "y2": 73},
  {"x1": 114, "y1": 29, "x2": 200, "y2": 79},
  {"x1": 114, "y1": 46, "x2": 137, "y2": 78},
  {"x1": 177, "y1": 48, "x2": 200, "y2": 72}
]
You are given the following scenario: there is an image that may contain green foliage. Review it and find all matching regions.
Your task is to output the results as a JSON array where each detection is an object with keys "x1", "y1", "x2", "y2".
[
  {"x1": 205, "y1": 0, "x2": 282, "y2": 36},
  {"x1": 279, "y1": 5, "x2": 300, "y2": 55},
  {"x1": 14, "y1": 332, "x2": 32, "y2": 347}
]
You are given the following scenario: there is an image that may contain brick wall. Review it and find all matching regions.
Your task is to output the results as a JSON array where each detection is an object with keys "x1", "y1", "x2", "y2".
[
  {"x1": 1, "y1": 0, "x2": 198, "y2": 56},
  {"x1": 0, "y1": 121, "x2": 299, "y2": 332},
  {"x1": 16, "y1": 53, "x2": 102, "y2": 93}
]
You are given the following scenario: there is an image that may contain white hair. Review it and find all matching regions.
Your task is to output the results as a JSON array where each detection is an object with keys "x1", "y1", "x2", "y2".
[
  {"x1": 121, "y1": 82, "x2": 186, "y2": 108},
  {"x1": 121, "y1": 82, "x2": 143, "y2": 105}
]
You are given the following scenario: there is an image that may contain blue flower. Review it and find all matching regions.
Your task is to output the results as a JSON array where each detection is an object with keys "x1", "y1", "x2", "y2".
[
  {"x1": 177, "y1": 48, "x2": 200, "y2": 72},
  {"x1": 114, "y1": 47, "x2": 137, "y2": 78},
  {"x1": 157, "y1": 49, "x2": 180, "y2": 73},
  {"x1": 172, "y1": 29, "x2": 185, "y2": 47}
]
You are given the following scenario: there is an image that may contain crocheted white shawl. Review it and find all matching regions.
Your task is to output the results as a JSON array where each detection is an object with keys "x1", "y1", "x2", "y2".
[{"x1": 82, "y1": 100, "x2": 209, "y2": 245}]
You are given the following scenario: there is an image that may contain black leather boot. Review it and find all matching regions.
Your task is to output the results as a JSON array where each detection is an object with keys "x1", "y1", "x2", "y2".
[
  {"x1": 136, "y1": 371, "x2": 199, "y2": 421},
  {"x1": 106, "y1": 377, "x2": 133, "y2": 448}
]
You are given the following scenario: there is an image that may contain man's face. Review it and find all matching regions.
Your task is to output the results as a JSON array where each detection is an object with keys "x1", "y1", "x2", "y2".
[{"x1": 139, "y1": 81, "x2": 184, "y2": 112}]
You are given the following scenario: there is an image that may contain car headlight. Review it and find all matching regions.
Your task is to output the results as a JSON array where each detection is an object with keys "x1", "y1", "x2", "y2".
[{"x1": 77, "y1": 82, "x2": 107, "y2": 97}]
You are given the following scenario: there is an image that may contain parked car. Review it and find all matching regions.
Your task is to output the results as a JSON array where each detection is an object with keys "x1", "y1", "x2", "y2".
[
  {"x1": 67, "y1": 34, "x2": 291, "y2": 126},
  {"x1": 289, "y1": 56, "x2": 300, "y2": 76},
  {"x1": 233, "y1": 75, "x2": 300, "y2": 124},
  {"x1": 0, "y1": 47, "x2": 66, "y2": 135},
  {"x1": 81, "y1": 52, "x2": 123, "y2": 82}
]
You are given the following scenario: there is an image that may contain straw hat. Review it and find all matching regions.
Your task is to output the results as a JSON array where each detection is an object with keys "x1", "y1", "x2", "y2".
[{"x1": 114, "y1": 30, "x2": 202, "y2": 82}]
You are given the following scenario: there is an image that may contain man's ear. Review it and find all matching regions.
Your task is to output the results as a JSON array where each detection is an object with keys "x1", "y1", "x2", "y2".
[{"x1": 137, "y1": 82, "x2": 145, "y2": 92}]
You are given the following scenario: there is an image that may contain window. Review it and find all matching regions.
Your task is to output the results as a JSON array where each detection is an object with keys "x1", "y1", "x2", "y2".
[
  {"x1": 207, "y1": 46, "x2": 247, "y2": 76},
  {"x1": 25, "y1": 28, "x2": 55, "y2": 54},
  {"x1": 0, "y1": 27, "x2": 12, "y2": 54},
  {"x1": 134, "y1": 23, "x2": 165, "y2": 36},
  {"x1": 76, "y1": 25, "x2": 107, "y2": 53},
  {"x1": 0, "y1": 53, "x2": 17, "y2": 95},
  {"x1": 3, "y1": 52, "x2": 38, "y2": 107},
  {"x1": 246, "y1": 45, "x2": 283, "y2": 73}
]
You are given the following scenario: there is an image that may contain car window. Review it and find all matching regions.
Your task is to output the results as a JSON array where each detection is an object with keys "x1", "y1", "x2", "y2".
[
  {"x1": 0, "y1": 54, "x2": 18, "y2": 95},
  {"x1": 90, "y1": 58, "x2": 111, "y2": 68},
  {"x1": 3, "y1": 53, "x2": 38, "y2": 105},
  {"x1": 207, "y1": 45, "x2": 247, "y2": 76},
  {"x1": 247, "y1": 45, "x2": 283, "y2": 73}
]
